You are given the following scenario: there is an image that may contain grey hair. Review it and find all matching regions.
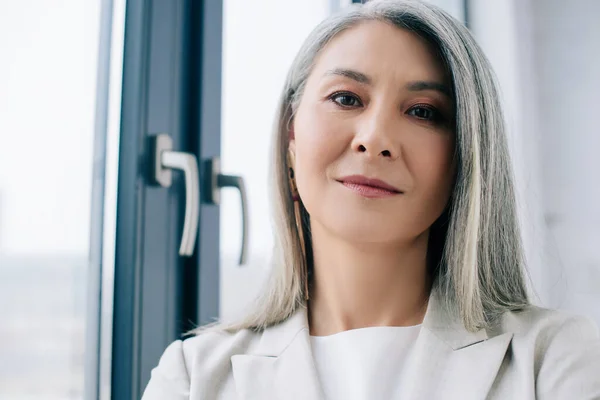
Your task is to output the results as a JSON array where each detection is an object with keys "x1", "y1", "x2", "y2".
[{"x1": 194, "y1": 0, "x2": 530, "y2": 335}]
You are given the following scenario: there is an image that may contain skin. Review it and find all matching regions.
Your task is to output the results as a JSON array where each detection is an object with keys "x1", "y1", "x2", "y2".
[{"x1": 289, "y1": 21, "x2": 456, "y2": 336}]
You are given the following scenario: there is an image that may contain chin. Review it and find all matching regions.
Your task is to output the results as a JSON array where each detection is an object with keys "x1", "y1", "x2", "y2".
[{"x1": 325, "y1": 210, "x2": 406, "y2": 245}]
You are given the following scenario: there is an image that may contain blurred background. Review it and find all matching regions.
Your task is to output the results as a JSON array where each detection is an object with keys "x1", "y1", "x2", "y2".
[{"x1": 0, "y1": 0, "x2": 598, "y2": 398}]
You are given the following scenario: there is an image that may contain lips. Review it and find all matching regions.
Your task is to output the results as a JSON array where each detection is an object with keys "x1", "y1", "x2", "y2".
[{"x1": 337, "y1": 175, "x2": 402, "y2": 198}]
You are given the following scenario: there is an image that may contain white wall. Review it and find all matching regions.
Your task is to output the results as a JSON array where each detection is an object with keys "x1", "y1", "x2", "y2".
[
  {"x1": 532, "y1": 0, "x2": 600, "y2": 322},
  {"x1": 469, "y1": 0, "x2": 600, "y2": 324}
]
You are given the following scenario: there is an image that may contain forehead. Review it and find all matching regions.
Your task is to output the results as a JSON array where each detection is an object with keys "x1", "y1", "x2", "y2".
[{"x1": 311, "y1": 20, "x2": 447, "y2": 83}]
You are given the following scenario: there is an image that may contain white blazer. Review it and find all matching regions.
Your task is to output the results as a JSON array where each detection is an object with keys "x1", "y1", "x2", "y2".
[{"x1": 142, "y1": 288, "x2": 600, "y2": 399}]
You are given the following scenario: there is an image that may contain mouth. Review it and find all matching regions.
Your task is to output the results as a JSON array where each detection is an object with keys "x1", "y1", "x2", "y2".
[{"x1": 337, "y1": 175, "x2": 402, "y2": 198}]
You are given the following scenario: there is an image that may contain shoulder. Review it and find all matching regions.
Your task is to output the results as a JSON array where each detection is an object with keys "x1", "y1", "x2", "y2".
[
  {"x1": 180, "y1": 327, "x2": 261, "y2": 370},
  {"x1": 495, "y1": 305, "x2": 600, "y2": 360},
  {"x1": 499, "y1": 306, "x2": 599, "y2": 339},
  {"x1": 495, "y1": 306, "x2": 600, "y2": 398},
  {"x1": 169, "y1": 327, "x2": 262, "y2": 376},
  {"x1": 142, "y1": 327, "x2": 262, "y2": 399},
  {"x1": 497, "y1": 305, "x2": 599, "y2": 343}
]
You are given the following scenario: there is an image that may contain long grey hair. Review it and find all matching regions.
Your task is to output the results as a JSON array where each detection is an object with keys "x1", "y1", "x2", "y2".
[{"x1": 197, "y1": 0, "x2": 530, "y2": 335}]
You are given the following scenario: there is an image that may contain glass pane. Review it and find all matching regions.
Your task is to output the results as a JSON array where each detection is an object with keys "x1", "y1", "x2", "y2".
[
  {"x1": 220, "y1": 0, "x2": 331, "y2": 320},
  {"x1": 0, "y1": 1, "x2": 104, "y2": 398}
]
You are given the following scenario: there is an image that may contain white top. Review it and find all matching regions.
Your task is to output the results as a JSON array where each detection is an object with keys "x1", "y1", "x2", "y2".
[{"x1": 310, "y1": 325, "x2": 422, "y2": 400}]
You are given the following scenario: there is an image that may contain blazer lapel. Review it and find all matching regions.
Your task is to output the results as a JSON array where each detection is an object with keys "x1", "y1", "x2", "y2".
[
  {"x1": 231, "y1": 307, "x2": 324, "y2": 400},
  {"x1": 399, "y1": 288, "x2": 513, "y2": 399},
  {"x1": 231, "y1": 287, "x2": 513, "y2": 400}
]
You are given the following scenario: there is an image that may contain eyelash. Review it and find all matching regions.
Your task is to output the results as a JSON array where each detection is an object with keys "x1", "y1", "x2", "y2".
[
  {"x1": 329, "y1": 91, "x2": 363, "y2": 108},
  {"x1": 328, "y1": 91, "x2": 445, "y2": 124},
  {"x1": 407, "y1": 103, "x2": 445, "y2": 123}
]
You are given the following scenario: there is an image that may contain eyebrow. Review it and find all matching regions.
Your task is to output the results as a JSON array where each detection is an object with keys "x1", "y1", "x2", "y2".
[
  {"x1": 324, "y1": 68, "x2": 371, "y2": 84},
  {"x1": 324, "y1": 68, "x2": 452, "y2": 98}
]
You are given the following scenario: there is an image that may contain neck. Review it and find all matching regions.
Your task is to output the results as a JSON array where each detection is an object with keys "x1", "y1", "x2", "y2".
[{"x1": 307, "y1": 221, "x2": 431, "y2": 336}]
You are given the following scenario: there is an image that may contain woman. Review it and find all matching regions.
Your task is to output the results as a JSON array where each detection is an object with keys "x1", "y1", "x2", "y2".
[{"x1": 143, "y1": 1, "x2": 600, "y2": 399}]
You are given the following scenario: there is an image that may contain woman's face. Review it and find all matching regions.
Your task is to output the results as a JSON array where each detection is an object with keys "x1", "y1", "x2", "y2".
[{"x1": 290, "y1": 21, "x2": 456, "y2": 246}]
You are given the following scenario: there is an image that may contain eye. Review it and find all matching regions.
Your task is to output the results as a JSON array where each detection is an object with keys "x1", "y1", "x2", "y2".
[
  {"x1": 330, "y1": 92, "x2": 362, "y2": 108},
  {"x1": 407, "y1": 104, "x2": 444, "y2": 123}
]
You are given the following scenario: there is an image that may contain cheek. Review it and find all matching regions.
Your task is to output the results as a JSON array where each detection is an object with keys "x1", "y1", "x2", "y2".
[
  {"x1": 296, "y1": 105, "x2": 346, "y2": 151},
  {"x1": 409, "y1": 134, "x2": 455, "y2": 197},
  {"x1": 293, "y1": 105, "x2": 349, "y2": 185}
]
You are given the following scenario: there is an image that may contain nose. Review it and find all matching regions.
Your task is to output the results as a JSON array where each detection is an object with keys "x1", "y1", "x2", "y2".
[{"x1": 351, "y1": 107, "x2": 399, "y2": 160}]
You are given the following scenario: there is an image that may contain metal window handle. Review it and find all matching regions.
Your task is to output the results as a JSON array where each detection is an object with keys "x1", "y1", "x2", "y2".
[
  {"x1": 207, "y1": 157, "x2": 248, "y2": 265},
  {"x1": 150, "y1": 133, "x2": 200, "y2": 257}
]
